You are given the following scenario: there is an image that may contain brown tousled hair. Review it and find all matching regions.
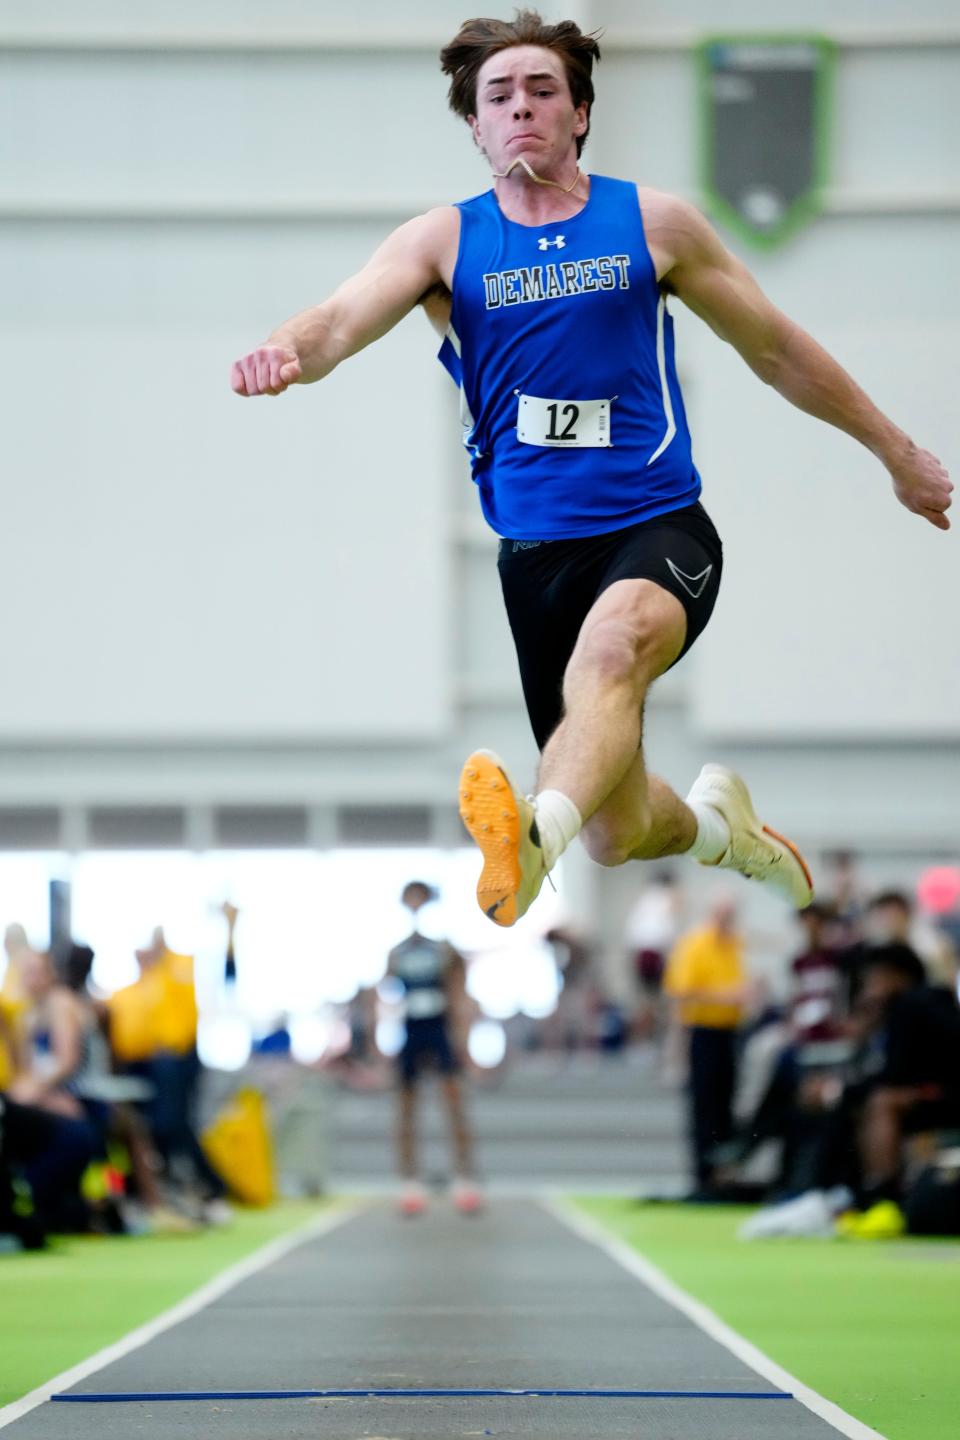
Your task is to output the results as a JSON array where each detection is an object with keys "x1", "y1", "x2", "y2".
[{"x1": 440, "y1": 10, "x2": 602, "y2": 158}]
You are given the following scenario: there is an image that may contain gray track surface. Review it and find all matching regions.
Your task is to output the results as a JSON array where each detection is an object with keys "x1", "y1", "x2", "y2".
[
  {"x1": 331, "y1": 1052, "x2": 689, "y2": 1186},
  {"x1": 11, "y1": 1200, "x2": 851, "y2": 1439},
  {"x1": 9, "y1": 1396, "x2": 851, "y2": 1439}
]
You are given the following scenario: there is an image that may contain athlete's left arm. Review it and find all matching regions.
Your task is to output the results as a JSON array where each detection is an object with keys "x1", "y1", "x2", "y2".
[{"x1": 651, "y1": 193, "x2": 953, "y2": 531}]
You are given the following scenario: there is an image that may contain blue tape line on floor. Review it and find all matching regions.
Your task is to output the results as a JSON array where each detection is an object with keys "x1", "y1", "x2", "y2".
[{"x1": 52, "y1": 1388, "x2": 793, "y2": 1402}]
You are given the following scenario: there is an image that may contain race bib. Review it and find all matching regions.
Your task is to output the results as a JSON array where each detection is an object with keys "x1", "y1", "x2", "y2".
[{"x1": 516, "y1": 393, "x2": 612, "y2": 448}]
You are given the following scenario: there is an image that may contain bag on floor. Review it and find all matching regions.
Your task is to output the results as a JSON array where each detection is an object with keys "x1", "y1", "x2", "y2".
[
  {"x1": 904, "y1": 1154, "x2": 960, "y2": 1236},
  {"x1": 202, "y1": 1087, "x2": 276, "y2": 1207}
]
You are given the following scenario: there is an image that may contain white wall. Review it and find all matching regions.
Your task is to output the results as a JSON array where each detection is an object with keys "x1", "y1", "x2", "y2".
[
  {"x1": 593, "y1": 36, "x2": 960, "y2": 738},
  {"x1": 0, "y1": 40, "x2": 462, "y2": 740}
]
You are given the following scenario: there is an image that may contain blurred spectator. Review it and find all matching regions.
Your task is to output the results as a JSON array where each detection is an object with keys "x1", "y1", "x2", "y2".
[
  {"x1": 3, "y1": 948, "x2": 105, "y2": 1234},
  {"x1": 0, "y1": 989, "x2": 16, "y2": 1093},
  {"x1": 107, "y1": 928, "x2": 230, "y2": 1222},
  {"x1": 863, "y1": 890, "x2": 918, "y2": 947},
  {"x1": 720, "y1": 904, "x2": 852, "y2": 1202},
  {"x1": 852, "y1": 945, "x2": 960, "y2": 1216},
  {"x1": 343, "y1": 985, "x2": 385, "y2": 1084},
  {"x1": 789, "y1": 902, "x2": 846, "y2": 1045},
  {"x1": 916, "y1": 867, "x2": 960, "y2": 990},
  {"x1": 388, "y1": 881, "x2": 481, "y2": 1216},
  {"x1": 841, "y1": 890, "x2": 929, "y2": 1008},
  {"x1": 347, "y1": 985, "x2": 378, "y2": 1063},
  {"x1": 9, "y1": 948, "x2": 98, "y2": 1121},
  {"x1": 107, "y1": 928, "x2": 195, "y2": 1068},
  {"x1": 663, "y1": 896, "x2": 751, "y2": 1197},
  {"x1": 0, "y1": 1094, "x2": 98, "y2": 1243},
  {"x1": 725, "y1": 901, "x2": 932, "y2": 1205},
  {"x1": 596, "y1": 994, "x2": 630, "y2": 1054},
  {"x1": 0, "y1": 924, "x2": 33, "y2": 1089},
  {"x1": 1, "y1": 923, "x2": 31, "y2": 1002},
  {"x1": 624, "y1": 872, "x2": 682, "y2": 1037},
  {"x1": 741, "y1": 926, "x2": 960, "y2": 1239},
  {"x1": 320, "y1": 985, "x2": 386, "y2": 1089},
  {"x1": 0, "y1": 1094, "x2": 47, "y2": 1248},
  {"x1": 57, "y1": 941, "x2": 197, "y2": 1234},
  {"x1": 916, "y1": 863, "x2": 960, "y2": 926},
  {"x1": 542, "y1": 924, "x2": 595, "y2": 1057},
  {"x1": 821, "y1": 849, "x2": 866, "y2": 946},
  {"x1": 222, "y1": 901, "x2": 239, "y2": 986}
]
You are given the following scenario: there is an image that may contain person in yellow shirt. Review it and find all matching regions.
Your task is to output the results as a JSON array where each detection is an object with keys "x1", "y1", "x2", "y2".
[
  {"x1": 107, "y1": 930, "x2": 199, "y2": 1065},
  {"x1": 108, "y1": 930, "x2": 228, "y2": 1220},
  {"x1": 663, "y1": 895, "x2": 750, "y2": 1197},
  {"x1": 0, "y1": 994, "x2": 18, "y2": 1091},
  {"x1": 0, "y1": 925, "x2": 33, "y2": 1089}
]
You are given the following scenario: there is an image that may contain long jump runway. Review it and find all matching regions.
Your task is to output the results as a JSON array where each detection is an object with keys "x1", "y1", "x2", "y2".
[{"x1": 6, "y1": 1200, "x2": 875, "y2": 1440}]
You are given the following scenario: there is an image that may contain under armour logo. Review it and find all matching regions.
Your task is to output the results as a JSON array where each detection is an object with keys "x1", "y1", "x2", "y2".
[
  {"x1": 666, "y1": 557, "x2": 713, "y2": 599},
  {"x1": 538, "y1": 235, "x2": 566, "y2": 250}
]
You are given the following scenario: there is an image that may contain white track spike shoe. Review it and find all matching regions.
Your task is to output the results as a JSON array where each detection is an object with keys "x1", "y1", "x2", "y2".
[
  {"x1": 686, "y1": 764, "x2": 814, "y2": 909},
  {"x1": 458, "y1": 749, "x2": 548, "y2": 927}
]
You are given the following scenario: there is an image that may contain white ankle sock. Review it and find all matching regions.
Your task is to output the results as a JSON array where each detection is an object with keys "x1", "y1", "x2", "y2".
[
  {"x1": 687, "y1": 801, "x2": 731, "y2": 863},
  {"x1": 533, "y1": 789, "x2": 582, "y2": 870}
]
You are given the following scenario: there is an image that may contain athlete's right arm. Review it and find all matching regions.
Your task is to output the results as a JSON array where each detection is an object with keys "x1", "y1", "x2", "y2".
[{"x1": 230, "y1": 206, "x2": 459, "y2": 397}]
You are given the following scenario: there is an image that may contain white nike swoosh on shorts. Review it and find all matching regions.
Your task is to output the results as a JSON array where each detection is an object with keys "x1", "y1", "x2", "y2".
[{"x1": 666, "y1": 557, "x2": 713, "y2": 599}]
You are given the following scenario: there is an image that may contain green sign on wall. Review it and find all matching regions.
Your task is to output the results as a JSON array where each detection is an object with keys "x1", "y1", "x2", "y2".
[{"x1": 698, "y1": 35, "x2": 834, "y2": 249}]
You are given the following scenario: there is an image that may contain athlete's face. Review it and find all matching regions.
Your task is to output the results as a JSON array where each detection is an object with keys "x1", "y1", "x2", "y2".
[{"x1": 469, "y1": 45, "x2": 587, "y2": 176}]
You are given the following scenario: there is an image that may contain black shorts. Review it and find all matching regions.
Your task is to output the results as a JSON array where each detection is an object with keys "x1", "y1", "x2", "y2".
[
  {"x1": 497, "y1": 501, "x2": 723, "y2": 749},
  {"x1": 398, "y1": 1016, "x2": 459, "y2": 1087}
]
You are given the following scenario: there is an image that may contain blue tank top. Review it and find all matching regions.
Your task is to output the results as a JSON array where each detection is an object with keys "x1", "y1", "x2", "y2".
[{"x1": 439, "y1": 174, "x2": 700, "y2": 540}]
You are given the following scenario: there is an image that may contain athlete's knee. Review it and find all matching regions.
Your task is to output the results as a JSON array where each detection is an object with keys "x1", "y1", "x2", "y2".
[
  {"x1": 578, "y1": 603, "x2": 681, "y2": 686},
  {"x1": 569, "y1": 616, "x2": 649, "y2": 692},
  {"x1": 580, "y1": 829, "x2": 627, "y2": 868},
  {"x1": 580, "y1": 810, "x2": 651, "y2": 868}
]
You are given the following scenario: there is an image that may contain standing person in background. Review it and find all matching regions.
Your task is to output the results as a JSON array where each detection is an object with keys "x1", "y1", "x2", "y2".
[
  {"x1": 624, "y1": 871, "x2": 683, "y2": 1039},
  {"x1": 108, "y1": 930, "x2": 231, "y2": 1224},
  {"x1": 663, "y1": 895, "x2": 751, "y2": 1198},
  {"x1": 821, "y1": 851, "x2": 867, "y2": 948},
  {"x1": 0, "y1": 925, "x2": 33, "y2": 1087},
  {"x1": 542, "y1": 923, "x2": 595, "y2": 1058},
  {"x1": 388, "y1": 882, "x2": 482, "y2": 1217},
  {"x1": 221, "y1": 901, "x2": 239, "y2": 987}
]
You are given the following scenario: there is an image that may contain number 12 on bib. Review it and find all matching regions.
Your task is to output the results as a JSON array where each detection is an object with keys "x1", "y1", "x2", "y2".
[{"x1": 516, "y1": 394, "x2": 613, "y2": 448}]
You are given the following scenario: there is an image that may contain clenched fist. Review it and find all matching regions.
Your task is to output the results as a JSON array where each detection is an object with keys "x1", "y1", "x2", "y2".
[
  {"x1": 230, "y1": 345, "x2": 302, "y2": 397},
  {"x1": 889, "y1": 441, "x2": 953, "y2": 531}
]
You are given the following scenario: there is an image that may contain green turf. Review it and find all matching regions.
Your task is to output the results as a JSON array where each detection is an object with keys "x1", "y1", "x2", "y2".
[
  {"x1": 0, "y1": 1200, "x2": 332, "y2": 1408},
  {"x1": 574, "y1": 1197, "x2": 960, "y2": 1440}
]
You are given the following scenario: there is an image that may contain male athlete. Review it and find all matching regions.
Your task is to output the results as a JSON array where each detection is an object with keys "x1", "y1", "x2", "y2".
[
  {"x1": 387, "y1": 881, "x2": 481, "y2": 1216},
  {"x1": 231, "y1": 13, "x2": 951, "y2": 927}
]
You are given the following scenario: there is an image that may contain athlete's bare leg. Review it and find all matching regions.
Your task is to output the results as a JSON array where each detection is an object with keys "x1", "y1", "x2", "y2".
[
  {"x1": 439, "y1": 1075, "x2": 474, "y2": 1177},
  {"x1": 396, "y1": 1083, "x2": 431, "y2": 1214},
  {"x1": 460, "y1": 578, "x2": 813, "y2": 922},
  {"x1": 537, "y1": 578, "x2": 696, "y2": 863},
  {"x1": 397, "y1": 1085, "x2": 418, "y2": 1179}
]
